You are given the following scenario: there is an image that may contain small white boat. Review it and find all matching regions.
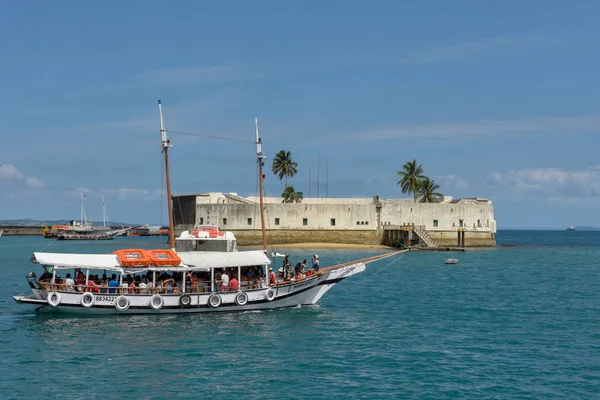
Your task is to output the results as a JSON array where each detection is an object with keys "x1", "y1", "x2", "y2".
[
  {"x1": 444, "y1": 258, "x2": 459, "y2": 264},
  {"x1": 0, "y1": 230, "x2": 3, "y2": 238}
]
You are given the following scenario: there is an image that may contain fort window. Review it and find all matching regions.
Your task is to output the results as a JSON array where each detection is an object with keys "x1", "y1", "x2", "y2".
[
  {"x1": 433, "y1": 219, "x2": 438, "y2": 227},
  {"x1": 459, "y1": 219, "x2": 464, "y2": 227},
  {"x1": 199, "y1": 217, "x2": 204, "y2": 225},
  {"x1": 303, "y1": 218, "x2": 308, "y2": 226},
  {"x1": 365, "y1": 221, "x2": 369, "y2": 225},
  {"x1": 356, "y1": 221, "x2": 360, "y2": 225},
  {"x1": 247, "y1": 218, "x2": 252, "y2": 225},
  {"x1": 477, "y1": 219, "x2": 481, "y2": 227},
  {"x1": 222, "y1": 218, "x2": 227, "y2": 225},
  {"x1": 330, "y1": 218, "x2": 336, "y2": 226},
  {"x1": 275, "y1": 218, "x2": 280, "y2": 226}
]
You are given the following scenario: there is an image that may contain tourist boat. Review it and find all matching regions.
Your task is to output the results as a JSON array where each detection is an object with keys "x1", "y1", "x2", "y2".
[
  {"x1": 567, "y1": 226, "x2": 576, "y2": 231},
  {"x1": 444, "y1": 258, "x2": 459, "y2": 264},
  {"x1": 13, "y1": 102, "x2": 404, "y2": 314}
]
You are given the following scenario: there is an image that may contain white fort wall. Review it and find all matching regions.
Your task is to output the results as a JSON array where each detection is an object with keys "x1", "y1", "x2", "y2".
[{"x1": 173, "y1": 193, "x2": 496, "y2": 247}]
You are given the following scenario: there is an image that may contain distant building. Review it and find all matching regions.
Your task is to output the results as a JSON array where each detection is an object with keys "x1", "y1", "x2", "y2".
[{"x1": 173, "y1": 193, "x2": 497, "y2": 247}]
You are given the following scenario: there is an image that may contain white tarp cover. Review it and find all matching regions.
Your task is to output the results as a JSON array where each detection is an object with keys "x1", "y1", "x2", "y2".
[
  {"x1": 31, "y1": 250, "x2": 270, "y2": 272},
  {"x1": 31, "y1": 252, "x2": 122, "y2": 271},
  {"x1": 177, "y1": 250, "x2": 270, "y2": 269}
]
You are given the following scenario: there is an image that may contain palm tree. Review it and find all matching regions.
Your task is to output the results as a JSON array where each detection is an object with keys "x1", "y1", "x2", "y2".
[
  {"x1": 271, "y1": 150, "x2": 298, "y2": 187},
  {"x1": 281, "y1": 186, "x2": 304, "y2": 203},
  {"x1": 397, "y1": 159, "x2": 424, "y2": 201},
  {"x1": 417, "y1": 177, "x2": 444, "y2": 203}
]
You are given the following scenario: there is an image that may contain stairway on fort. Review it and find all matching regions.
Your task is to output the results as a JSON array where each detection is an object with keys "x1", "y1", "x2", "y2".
[{"x1": 412, "y1": 226, "x2": 439, "y2": 248}]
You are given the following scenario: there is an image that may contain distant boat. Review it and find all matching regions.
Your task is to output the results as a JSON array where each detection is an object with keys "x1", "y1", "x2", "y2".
[
  {"x1": 444, "y1": 258, "x2": 459, "y2": 264},
  {"x1": 567, "y1": 226, "x2": 576, "y2": 231},
  {"x1": 0, "y1": 230, "x2": 3, "y2": 238}
]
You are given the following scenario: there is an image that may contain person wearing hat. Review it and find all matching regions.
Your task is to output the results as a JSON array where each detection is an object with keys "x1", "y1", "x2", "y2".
[{"x1": 312, "y1": 254, "x2": 320, "y2": 271}]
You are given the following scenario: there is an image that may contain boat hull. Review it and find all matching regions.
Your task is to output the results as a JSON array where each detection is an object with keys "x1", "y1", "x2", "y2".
[{"x1": 14, "y1": 262, "x2": 365, "y2": 315}]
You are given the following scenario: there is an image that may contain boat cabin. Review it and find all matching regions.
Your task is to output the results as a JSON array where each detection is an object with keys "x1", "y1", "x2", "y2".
[{"x1": 176, "y1": 225, "x2": 237, "y2": 252}]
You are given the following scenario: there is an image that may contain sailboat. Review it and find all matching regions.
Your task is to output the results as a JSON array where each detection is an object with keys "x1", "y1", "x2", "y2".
[{"x1": 13, "y1": 101, "x2": 404, "y2": 314}]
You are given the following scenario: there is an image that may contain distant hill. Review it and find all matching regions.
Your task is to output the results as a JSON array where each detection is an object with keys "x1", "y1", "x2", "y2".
[
  {"x1": 574, "y1": 226, "x2": 600, "y2": 231},
  {"x1": 0, "y1": 218, "x2": 140, "y2": 227}
]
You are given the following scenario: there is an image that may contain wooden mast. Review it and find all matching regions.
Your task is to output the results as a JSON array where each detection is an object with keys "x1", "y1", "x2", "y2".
[
  {"x1": 158, "y1": 100, "x2": 176, "y2": 250},
  {"x1": 255, "y1": 118, "x2": 268, "y2": 253}
]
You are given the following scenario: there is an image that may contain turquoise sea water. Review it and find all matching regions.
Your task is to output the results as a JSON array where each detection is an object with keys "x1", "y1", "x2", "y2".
[{"x1": 0, "y1": 231, "x2": 599, "y2": 399}]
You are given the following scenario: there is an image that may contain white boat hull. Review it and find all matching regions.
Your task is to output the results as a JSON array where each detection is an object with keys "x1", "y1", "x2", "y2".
[{"x1": 14, "y1": 262, "x2": 365, "y2": 315}]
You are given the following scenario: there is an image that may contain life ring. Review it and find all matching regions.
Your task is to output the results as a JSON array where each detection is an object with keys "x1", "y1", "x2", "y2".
[
  {"x1": 149, "y1": 294, "x2": 164, "y2": 310},
  {"x1": 179, "y1": 294, "x2": 192, "y2": 307},
  {"x1": 265, "y1": 288, "x2": 275, "y2": 302},
  {"x1": 47, "y1": 291, "x2": 61, "y2": 307},
  {"x1": 208, "y1": 294, "x2": 222, "y2": 308},
  {"x1": 81, "y1": 292, "x2": 95, "y2": 308},
  {"x1": 115, "y1": 295, "x2": 130, "y2": 311},
  {"x1": 235, "y1": 292, "x2": 248, "y2": 306}
]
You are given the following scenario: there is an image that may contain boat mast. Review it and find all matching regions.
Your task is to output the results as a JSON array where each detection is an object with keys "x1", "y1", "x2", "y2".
[
  {"x1": 102, "y1": 196, "x2": 108, "y2": 227},
  {"x1": 255, "y1": 118, "x2": 267, "y2": 253},
  {"x1": 80, "y1": 191, "x2": 84, "y2": 226},
  {"x1": 158, "y1": 100, "x2": 176, "y2": 250}
]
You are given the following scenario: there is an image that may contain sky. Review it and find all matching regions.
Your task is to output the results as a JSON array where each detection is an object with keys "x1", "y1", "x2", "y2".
[{"x1": 1, "y1": 1, "x2": 599, "y2": 228}]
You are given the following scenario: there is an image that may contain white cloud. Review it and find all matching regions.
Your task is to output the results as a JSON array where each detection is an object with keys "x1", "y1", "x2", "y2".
[
  {"x1": 433, "y1": 174, "x2": 468, "y2": 191},
  {"x1": 348, "y1": 114, "x2": 600, "y2": 141},
  {"x1": 397, "y1": 33, "x2": 577, "y2": 64},
  {"x1": 487, "y1": 166, "x2": 600, "y2": 202},
  {"x1": 25, "y1": 177, "x2": 45, "y2": 188},
  {"x1": 0, "y1": 163, "x2": 24, "y2": 181}
]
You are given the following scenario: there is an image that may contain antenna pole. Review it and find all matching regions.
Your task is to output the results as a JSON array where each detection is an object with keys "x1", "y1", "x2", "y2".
[
  {"x1": 159, "y1": 100, "x2": 176, "y2": 250},
  {"x1": 255, "y1": 118, "x2": 268, "y2": 253},
  {"x1": 326, "y1": 158, "x2": 328, "y2": 198},
  {"x1": 308, "y1": 157, "x2": 311, "y2": 198}
]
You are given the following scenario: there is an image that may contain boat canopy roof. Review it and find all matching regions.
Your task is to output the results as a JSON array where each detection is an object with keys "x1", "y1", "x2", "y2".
[{"x1": 31, "y1": 250, "x2": 270, "y2": 273}]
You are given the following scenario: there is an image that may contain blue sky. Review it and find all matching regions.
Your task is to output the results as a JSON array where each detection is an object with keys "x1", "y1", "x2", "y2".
[{"x1": 1, "y1": 1, "x2": 599, "y2": 228}]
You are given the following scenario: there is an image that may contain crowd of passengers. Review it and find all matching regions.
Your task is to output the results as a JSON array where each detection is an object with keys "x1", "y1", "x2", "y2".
[
  {"x1": 39, "y1": 265, "x2": 268, "y2": 294},
  {"x1": 38, "y1": 254, "x2": 322, "y2": 293}
]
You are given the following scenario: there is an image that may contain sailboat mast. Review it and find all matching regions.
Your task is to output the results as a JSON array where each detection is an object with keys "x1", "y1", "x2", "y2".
[
  {"x1": 80, "y1": 191, "x2": 84, "y2": 226},
  {"x1": 102, "y1": 196, "x2": 107, "y2": 227},
  {"x1": 158, "y1": 100, "x2": 176, "y2": 250},
  {"x1": 255, "y1": 118, "x2": 267, "y2": 253}
]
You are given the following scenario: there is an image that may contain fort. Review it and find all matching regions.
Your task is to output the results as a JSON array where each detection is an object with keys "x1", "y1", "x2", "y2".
[{"x1": 173, "y1": 193, "x2": 497, "y2": 248}]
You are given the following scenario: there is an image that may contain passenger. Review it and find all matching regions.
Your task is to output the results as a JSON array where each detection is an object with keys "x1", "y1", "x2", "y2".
[
  {"x1": 312, "y1": 254, "x2": 320, "y2": 271},
  {"x1": 87, "y1": 276, "x2": 100, "y2": 293},
  {"x1": 128, "y1": 278, "x2": 138, "y2": 294},
  {"x1": 230, "y1": 274, "x2": 239, "y2": 291},
  {"x1": 269, "y1": 268, "x2": 277, "y2": 286},
  {"x1": 220, "y1": 269, "x2": 230, "y2": 292},
  {"x1": 64, "y1": 273, "x2": 75, "y2": 292},
  {"x1": 282, "y1": 255, "x2": 291, "y2": 279},
  {"x1": 186, "y1": 272, "x2": 198, "y2": 293},
  {"x1": 108, "y1": 274, "x2": 119, "y2": 294},
  {"x1": 161, "y1": 277, "x2": 174, "y2": 294}
]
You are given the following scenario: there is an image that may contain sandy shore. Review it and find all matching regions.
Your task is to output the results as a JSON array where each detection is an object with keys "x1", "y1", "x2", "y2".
[{"x1": 239, "y1": 243, "x2": 394, "y2": 250}]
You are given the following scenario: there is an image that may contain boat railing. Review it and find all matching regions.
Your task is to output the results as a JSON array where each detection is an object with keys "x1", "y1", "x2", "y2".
[{"x1": 38, "y1": 281, "x2": 268, "y2": 294}]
